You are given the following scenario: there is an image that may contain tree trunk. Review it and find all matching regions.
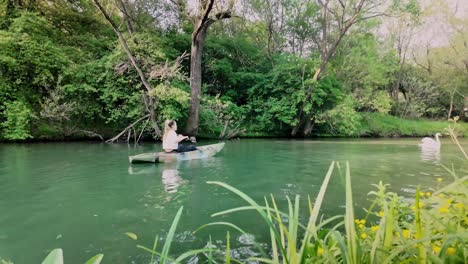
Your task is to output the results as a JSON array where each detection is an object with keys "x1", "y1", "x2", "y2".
[
  {"x1": 303, "y1": 118, "x2": 315, "y2": 136},
  {"x1": 185, "y1": 28, "x2": 206, "y2": 136},
  {"x1": 185, "y1": 24, "x2": 210, "y2": 136},
  {"x1": 184, "y1": 0, "x2": 231, "y2": 136},
  {"x1": 448, "y1": 90, "x2": 455, "y2": 120}
]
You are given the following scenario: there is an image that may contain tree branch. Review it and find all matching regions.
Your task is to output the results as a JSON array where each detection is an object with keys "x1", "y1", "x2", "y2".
[
  {"x1": 193, "y1": 0, "x2": 216, "y2": 41},
  {"x1": 106, "y1": 114, "x2": 150, "y2": 143},
  {"x1": 93, "y1": 0, "x2": 153, "y2": 92}
]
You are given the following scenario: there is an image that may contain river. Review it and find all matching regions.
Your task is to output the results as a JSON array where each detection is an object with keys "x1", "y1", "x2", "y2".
[{"x1": 0, "y1": 139, "x2": 465, "y2": 263}]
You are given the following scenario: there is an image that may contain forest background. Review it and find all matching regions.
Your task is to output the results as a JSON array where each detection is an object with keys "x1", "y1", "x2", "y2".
[{"x1": 1, "y1": 0, "x2": 467, "y2": 141}]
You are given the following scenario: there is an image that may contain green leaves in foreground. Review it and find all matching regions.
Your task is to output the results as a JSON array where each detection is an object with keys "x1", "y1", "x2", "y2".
[
  {"x1": 206, "y1": 161, "x2": 338, "y2": 264},
  {"x1": 203, "y1": 162, "x2": 468, "y2": 264},
  {"x1": 40, "y1": 248, "x2": 103, "y2": 264},
  {"x1": 133, "y1": 206, "x2": 216, "y2": 263},
  {"x1": 41, "y1": 249, "x2": 63, "y2": 264}
]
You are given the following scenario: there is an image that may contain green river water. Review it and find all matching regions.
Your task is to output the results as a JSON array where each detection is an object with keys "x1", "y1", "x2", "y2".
[{"x1": 0, "y1": 139, "x2": 466, "y2": 263}]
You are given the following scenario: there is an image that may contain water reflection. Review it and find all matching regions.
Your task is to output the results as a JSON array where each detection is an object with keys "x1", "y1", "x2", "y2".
[
  {"x1": 127, "y1": 165, "x2": 158, "y2": 175},
  {"x1": 128, "y1": 164, "x2": 185, "y2": 194},
  {"x1": 161, "y1": 167, "x2": 183, "y2": 193},
  {"x1": 419, "y1": 145, "x2": 441, "y2": 163}
]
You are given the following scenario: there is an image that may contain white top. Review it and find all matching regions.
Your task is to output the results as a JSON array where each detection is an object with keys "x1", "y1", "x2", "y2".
[{"x1": 163, "y1": 131, "x2": 179, "y2": 150}]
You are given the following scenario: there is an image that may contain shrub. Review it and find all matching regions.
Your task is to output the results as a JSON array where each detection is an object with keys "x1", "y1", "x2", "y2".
[{"x1": 1, "y1": 100, "x2": 34, "y2": 140}]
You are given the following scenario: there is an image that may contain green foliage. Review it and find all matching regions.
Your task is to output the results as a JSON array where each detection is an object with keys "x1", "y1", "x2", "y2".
[
  {"x1": 199, "y1": 95, "x2": 246, "y2": 137},
  {"x1": 316, "y1": 97, "x2": 362, "y2": 136},
  {"x1": 149, "y1": 83, "x2": 190, "y2": 122},
  {"x1": 333, "y1": 32, "x2": 397, "y2": 115},
  {"x1": 244, "y1": 55, "x2": 343, "y2": 134},
  {"x1": 1, "y1": 100, "x2": 33, "y2": 140},
  {"x1": 0, "y1": 0, "x2": 464, "y2": 140},
  {"x1": 392, "y1": 67, "x2": 447, "y2": 118}
]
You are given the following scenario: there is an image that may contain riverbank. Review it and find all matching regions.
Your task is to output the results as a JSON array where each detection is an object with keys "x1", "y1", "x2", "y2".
[
  {"x1": 356, "y1": 113, "x2": 468, "y2": 137},
  {"x1": 241, "y1": 113, "x2": 468, "y2": 139},
  {"x1": 1, "y1": 114, "x2": 466, "y2": 142}
]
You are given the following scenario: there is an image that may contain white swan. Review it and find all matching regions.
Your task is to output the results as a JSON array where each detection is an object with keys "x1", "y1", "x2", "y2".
[{"x1": 419, "y1": 133, "x2": 441, "y2": 149}]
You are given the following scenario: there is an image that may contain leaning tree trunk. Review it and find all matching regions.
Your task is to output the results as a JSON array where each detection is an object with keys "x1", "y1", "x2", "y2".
[
  {"x1": 93, "y1": 0, "x2": 161, "y2": 138},
  {"x1": 185, "y1": 25, "x2": 210, "y2": 136}
]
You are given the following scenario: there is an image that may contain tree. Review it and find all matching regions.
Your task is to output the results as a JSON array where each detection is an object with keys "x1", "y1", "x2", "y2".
[
  {"x1": 411, "y1": 0, "x2": 468, "y2": 119},
  {"x1": 292, "y1": 0, "x2": 417, "y2": 136},
  {"x1": 93, "y1": 0, "x2": 163, "y2": 139},
  {"x1": 184, "y1": 0, "x2": 233, "y2": 136}
]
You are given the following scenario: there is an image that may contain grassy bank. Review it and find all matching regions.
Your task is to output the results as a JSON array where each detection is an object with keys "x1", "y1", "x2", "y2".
[
  {"x1": 240, "y1": 113, "x2": 468, "y2": 138},
  {"x1": 356, "y1": 113, "x2": 468, "y2": 138}
]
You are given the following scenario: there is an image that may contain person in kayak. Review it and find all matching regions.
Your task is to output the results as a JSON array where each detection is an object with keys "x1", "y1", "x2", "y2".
[{"x1": 162, "y1": 120, "x2": 197, "y2": 153}]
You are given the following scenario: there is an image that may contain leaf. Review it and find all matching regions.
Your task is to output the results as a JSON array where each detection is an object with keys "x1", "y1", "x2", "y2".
[
  {"x1": 41, "y1": 249, "x2": 63, "y2": 264},
  {"x1": 124, "y1": 232, "x2": 138, "y2": 240},
  {"x1": 298, "y1": 161, "x2": 335, "y2": 259},
  {"x1": 344, "y1": 162, "x2": 358, "y2": 264},
  {"x1": 84, "y1": 254, "x2": 103, "y2": 264},
  {"x1": 160, "y1": 206, "x2": 183, "y2": 264},
  {"x1": 225, "y1": 231, "x2": 231, "y2": 264}
]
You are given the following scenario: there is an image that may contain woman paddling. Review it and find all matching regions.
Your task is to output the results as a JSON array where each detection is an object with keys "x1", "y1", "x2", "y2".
[{"x1": 162, "y1": 120, "x2": 197, "y2": 153}]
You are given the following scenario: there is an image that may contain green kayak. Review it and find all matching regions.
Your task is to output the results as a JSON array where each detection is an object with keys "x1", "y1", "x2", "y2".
[{"x1": 129, "y1": 142, "x2": 225, "y2": 164}]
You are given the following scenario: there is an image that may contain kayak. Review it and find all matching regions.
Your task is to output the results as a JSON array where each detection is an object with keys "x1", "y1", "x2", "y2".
[{"x1": 129, "y1": 142, "x2": 225, "y2": 164}]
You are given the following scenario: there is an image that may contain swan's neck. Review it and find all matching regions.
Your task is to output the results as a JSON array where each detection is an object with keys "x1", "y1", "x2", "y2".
[{"x1": 435, "y1": 134, "x2": 440, "y2": 143}]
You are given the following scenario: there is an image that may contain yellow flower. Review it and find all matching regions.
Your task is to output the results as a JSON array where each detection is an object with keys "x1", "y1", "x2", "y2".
[
  {"x1": 455, "y1": 203, "x2": 464, "y2": 209},
  {"x1": 437, "y1": 177, "x2": 442, "y2": 182},
  {"x1": 432, "y1": 245, "x2": 441, "y2": 254},
  {"x1": 359, "y1": 219, "x2": 366, "y2": 225},
  {"x1": 439, "y1": 193, "x2": 445, "y2": 198},
  {"x1": 425, "y1": 192, "x2": 431, "y2": 197},
  {"x1": 317, "y1": 247, "x2": 324, "y2": 256},
  {"x1": 402, "y1": 229, "x2": 410, "y2": 239},
  {"x1": 361, "y1": 233, "x2": 367, "y2": 239},
  {"x1": 419, "y1": 192, "x2": 425, "y2": 197},
  {"x1": 371, "y1": 226, "x2": 379, "y2": 232},
  {"x1": 439, "y1": 207, "x2": 449, "y2": 213},
  {"x1": 358, "y1": 224, "x2": 364, "y2": 229},
  {"x1": 355, "y1": 219, "x2": 360, "y2": 224},
  {"x1": 446, "y1": 198, "x2": 453, "y2": 204},
  {"x1": 446, "y1": 247, "x2": 456, "y2": 255},
  {"x1": 418, "y1": 202, "x2": 424, "y2": 208},
  {"x1": 379, "y1": 211, "x2": 385, "y2": 217}
]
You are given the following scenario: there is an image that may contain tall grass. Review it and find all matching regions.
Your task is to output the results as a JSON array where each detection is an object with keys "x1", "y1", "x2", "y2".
[{"x1": 201, "y1": 163, "x2": 467, "y2": 264}]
